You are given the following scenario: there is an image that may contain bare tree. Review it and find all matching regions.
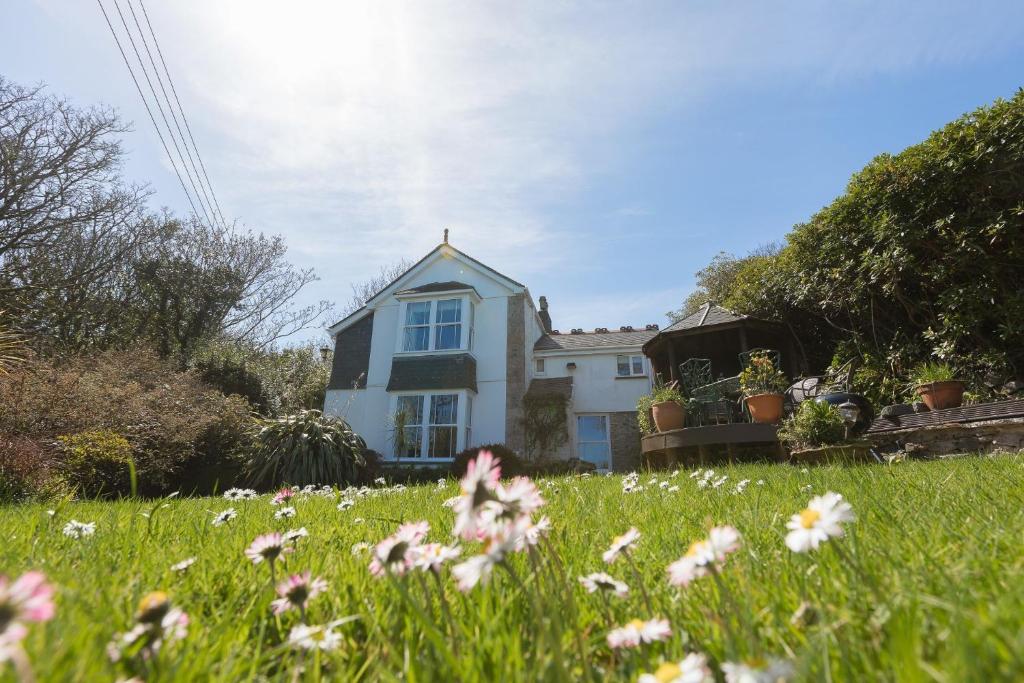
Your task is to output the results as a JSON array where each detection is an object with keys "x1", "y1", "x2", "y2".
[
  {"x1": 342, "y1": 258, "x2": 413, "y2": 316},
  {"x1": 0, "y1": 77, "x2": 149, "y2": 293}
]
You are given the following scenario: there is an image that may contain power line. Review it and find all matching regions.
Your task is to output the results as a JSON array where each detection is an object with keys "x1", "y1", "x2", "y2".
[
  {"x1": 108, "y1": 0, "x2": 215, "y2": 227},
  {"x1": 125, "y1": 0, "x2": 220, "y2": 228},
  {"x1": 96, "y1": 0, "x2": 203, "y2": 222},
  {"x1": 137, "y1": 0, "x2": 229, "y2": 229}
]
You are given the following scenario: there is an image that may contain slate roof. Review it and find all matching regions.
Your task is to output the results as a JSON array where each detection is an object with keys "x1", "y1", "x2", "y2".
[
  {"x1": 395, "y1": 281, "x2": 479, "y2": 296},
  {"x1": 386, "y1": 353, "x2": 478, "y2": 392},
  {"x1": 661, "y1": 302, "x2": 749, "y2": 334},
  {"x1": 534, "y1": 328, "x2": 657, "y2": 351},
  {"x1": 524, "y1": 376, "x2": 573, "y2": 400}
]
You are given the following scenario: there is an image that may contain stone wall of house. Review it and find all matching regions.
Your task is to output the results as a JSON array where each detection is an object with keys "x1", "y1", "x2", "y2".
[
  {"x1": 610, "y1": 410, "x2": 642, "y2": 472},
  {"x1": 867, "y1": 417, "x2": 1024, "y2": 458},
  {"x1": 505, "y1": 294, "x2": 527, "y2": 454}
]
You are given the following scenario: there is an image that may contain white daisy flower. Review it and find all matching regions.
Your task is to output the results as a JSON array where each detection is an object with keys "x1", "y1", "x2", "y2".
[
  {"x1": 283, "y1": 527, "x2": 309, "y2": 544},
  {"x1": 350, "y1": 542, "x2": 370, "y2": 556},
  {"x1": 602, "y1": 527, "x2": 641, "y2": 564},
  {"x1": 578, "y1": 572, "x2": 629, "y2": 598},
  {"x1": 411, "y1": 542, "x2": 462, "y2": 573},
  {"x1": 288, "y1": 623, "x2": 343, "y2": 651},
  {"x1": 212, "y1": 509, "x2": 238, "y2": 527},
  {"x1": 711, "y1": 476, "x2": 728, "y2": 489},
  {"x1": 274, "y1": 506, "x2": 297, "y2": 520},
  {"x1": 756, "y1": 480, "x2": 765, "y2": 486},
  {"x1": 785, "y1": 492, "x2": 855, "y2": 553},
  {"x1": 638, "y1": 653, "x2": 714, "y2": 683},
  {"x1": 667, "y1": 485, "x2": 680, "y2": 493},
  {"x1": 668, "y1": 525, "x2": 741, "y2": 587},
  {"x1": 170, "y1": 557, "x2": 196, "y2": 573},
  {"x1": 337, "y1": 499, "x2": 355, "y2": 510},
  {"x1": 722, "y1": 657, "x2": 794, "y2": 682},
  {"x1": 374, "y1": 477, "x2": 386, "y2": 486},
  {"x1": 606, "y1": 618, "x2": 671, "y2": 649},
  {"x1": 451, "y1": 516, "x2": 529, "y2": 591},
  {"x1": 62, "y1": 520, "x2": 96, "y2": 538}
]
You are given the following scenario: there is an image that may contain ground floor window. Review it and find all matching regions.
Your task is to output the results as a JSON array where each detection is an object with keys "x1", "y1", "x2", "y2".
[
  {"x1": 391, "y1": 390, "x2": 472, "y2": 460},
  {"x1": 576, "y1": 414, "x2": 611, "y2": 470}
]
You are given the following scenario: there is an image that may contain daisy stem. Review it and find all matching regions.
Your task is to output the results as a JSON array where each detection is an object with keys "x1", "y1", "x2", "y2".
[
  {"x1": 431, "y1": 569, "x2": 460, "y2": 658},
  {"x1": 623, "y1": 551, "x2": 655, "y2": 615},
  {"x1": 710, "y1": 565, "x2": 757, "y2": 658}
]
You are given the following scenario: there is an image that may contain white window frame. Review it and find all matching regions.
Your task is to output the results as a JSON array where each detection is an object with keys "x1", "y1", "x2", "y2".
[
  {"x1": 575, "y1": 413, "x2": 612, "y2": 471},
  {"x1": 535, "y1": 358, "x2": 546, "y2": 375},
  {"x1": 395, "y1": 293, "x2": 476, "y2": 355},
  {"x1": 616, "y1": 354, "x2": 646, "y2": 377},
  {"x1": 389, "y1": 389, "x2": 473, "y2": 462}
]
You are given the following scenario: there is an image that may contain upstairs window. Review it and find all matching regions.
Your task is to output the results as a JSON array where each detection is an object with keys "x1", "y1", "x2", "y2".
[
  {"x1": 400, "y1": 298, "x2": 469, "y2": 352},
  {"x1": 616, "y1": 354, "x2": 646, "y2": 377}
]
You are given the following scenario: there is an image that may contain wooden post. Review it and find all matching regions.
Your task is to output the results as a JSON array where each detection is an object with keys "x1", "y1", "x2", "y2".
[{"x1": 668, "y1": 343, "x2": 678, "y2": 382}]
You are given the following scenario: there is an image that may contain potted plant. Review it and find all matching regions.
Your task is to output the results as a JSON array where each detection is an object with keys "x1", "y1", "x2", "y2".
[
  {"x1": 738, "y1": 351, "x2": 788, "y2": 423},
  {"x1": 779, "y1": 401, "x2": 872, "y2": 464},
  {"x1": 637, "y1": 379, "x2": 687, "y2": 433},
  {"x1": 911, "y1": 361, "x2": 966, "y2": 410}
]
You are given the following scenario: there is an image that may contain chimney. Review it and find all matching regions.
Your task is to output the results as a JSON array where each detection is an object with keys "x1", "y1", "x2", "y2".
[{"x1": 538, "y1": 295, "x2": 553, "y2": 333}]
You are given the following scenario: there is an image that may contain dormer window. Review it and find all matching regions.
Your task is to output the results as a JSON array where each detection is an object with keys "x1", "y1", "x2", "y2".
[{"x1": 397, "y1": 293, "x2": 475, "y2": 354}]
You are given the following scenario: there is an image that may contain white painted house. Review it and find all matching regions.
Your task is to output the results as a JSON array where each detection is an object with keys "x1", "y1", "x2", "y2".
[{"x1": 323, "y1": 240, "x2": 657, "y2": 471}]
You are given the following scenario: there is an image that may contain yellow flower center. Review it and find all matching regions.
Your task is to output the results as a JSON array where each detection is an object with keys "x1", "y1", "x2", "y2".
[
  {"x1": 137, "y1": 591, "x2": 168, "y2": 613},
  {"x1": 653, "y1": 662, "x2": 682, "y2": 682},
  {"x1": 799, "y1": 508, "x2": 821, "y2": 528},
  {"x1": 628, "y1": 618, "x2": 645, "y2": 629},
  {"x1": 685, "y1": 540, "x2": 706, "y2": 557}
]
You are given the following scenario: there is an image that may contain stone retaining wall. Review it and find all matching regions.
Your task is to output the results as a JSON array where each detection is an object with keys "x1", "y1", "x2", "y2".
[{"x1": 866, "y1": 417, "x2": 1024, "y2": 458}]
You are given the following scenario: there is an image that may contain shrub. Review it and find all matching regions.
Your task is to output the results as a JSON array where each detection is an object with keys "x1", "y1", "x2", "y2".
[
  {"x1": 739, "y1": 351, "x2": 788, "y2": 396},
  {"x1": 246, "y1": 409, "x2": 366, "y2": 488},
  {"x1": 778, "y1": 400, "x2": 846, "y2": 450},
  {"x1": 0, "y1": 434, "x2": 55, "y2": 502},
  {"x1": 0, "y1": 349, "x2": 255, "y2": 496},
  {"x1": 57, "y1": 430, "x2": 133, "y2": 498},
  {"x1": 452, "y1": 444, "x2": 525, "y2": 478}
]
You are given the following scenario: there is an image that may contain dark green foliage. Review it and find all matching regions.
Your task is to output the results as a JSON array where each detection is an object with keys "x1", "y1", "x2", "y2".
[
  {"x1": 246, "y1": 409, "x2": 366, "y2": 488},
  {"x1": 520, "y1": 394, "x2": 569, "y2": 461},
  {"x1": 452, "y1": 444, "x2": 526, "y2": 478},
  {"x1": 778, "y1": 401, "x2": 846, "y2": 449},
  {"x1": 671, "y1": 89, "x2": 1024, "y2": 402}
]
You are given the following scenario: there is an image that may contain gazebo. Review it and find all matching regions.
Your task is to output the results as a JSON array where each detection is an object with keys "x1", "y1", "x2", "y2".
[{"x1": 642, "y1": 302, "x2": 803, "y2": 383}]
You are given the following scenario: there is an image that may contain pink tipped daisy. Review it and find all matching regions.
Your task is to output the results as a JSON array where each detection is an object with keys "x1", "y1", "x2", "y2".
[
  {"x1": 602, "y1": 527, "x2": 641, "y2": 564},
  {"x1": 369, "y1": 521, "x2": 430, "y2": 577},
  {"x1": 271, "y1": 571, "x2": 329, "y2": 615},
  {"x1": 245, "y1": 532, "x2": 293, "y2": 565},
  {"x1": 606, "y1": 618, "x2": 672, "y2": 649}
]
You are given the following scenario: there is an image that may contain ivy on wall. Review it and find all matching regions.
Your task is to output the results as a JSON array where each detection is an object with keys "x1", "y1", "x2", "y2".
[{"x1": 520, "y1": 394, "x2": 569, "y2": 461}]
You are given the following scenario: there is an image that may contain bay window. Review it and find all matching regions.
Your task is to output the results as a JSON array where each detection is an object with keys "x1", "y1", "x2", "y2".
[{"x1": 391, "y1": 390, "x2": 473, "y2": 460}]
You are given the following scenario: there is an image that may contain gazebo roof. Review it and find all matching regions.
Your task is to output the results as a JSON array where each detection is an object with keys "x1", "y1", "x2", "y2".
[{"x1": 661, "y1": 302, "x2": 750, "y2": 333}]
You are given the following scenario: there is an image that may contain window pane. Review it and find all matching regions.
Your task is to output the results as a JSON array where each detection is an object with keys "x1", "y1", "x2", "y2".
[
  {"x1": 401, "y1": 426, "x2": 422, "y2": 458},
  {"x1": 616, "y1": 355, "x2": 630, "y2": 376},
  {"x1": 577, "y1": 415, "x2": 608, "y2": 441},
  {"x1": 403, "y1": 326, "x2": 429, "y2": 351},
  {"x1": 429, "y1": 426, "x2": 457, "y2": 458},
  {"x1": 435, "y1": 299, "x2": 461, "y2": 324},
  {"x1": 632, "y1": 356, "x2": 644, "y2": 375},
  {"x1": 536, "y1": 359, "x2": 545, "y2": 373},
  {"x1": 396, "y1": 395, "x2": 424, "y2": 424},
  {"x1": 579, "y1": 443, "x2": 611, "y2": 469},
  {"x1": 430, "y1": 394, "x2": 458, "y2": 425},
  {"x1": 406, "y1": 302, "x2": 431, "y2": 325},
  {"x1": 435, "y1": 323, "x2": 461, "y2": 349}
]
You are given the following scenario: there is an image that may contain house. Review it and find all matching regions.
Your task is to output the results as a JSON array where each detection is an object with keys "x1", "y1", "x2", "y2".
[{"x1": 323, "y1": 238, "x2": 658, "y2": 472}]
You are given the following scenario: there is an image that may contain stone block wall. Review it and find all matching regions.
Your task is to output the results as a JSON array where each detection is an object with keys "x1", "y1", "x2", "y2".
[
  {"x1": 867, "y1": 417, "x2": 1024, "y2": 458},
  {"x1": 610, "y1": 410, "x2": 642, "y2": 472},
  {"x1": 504, "y1": 294, "x2": 526, "y2": 454}
]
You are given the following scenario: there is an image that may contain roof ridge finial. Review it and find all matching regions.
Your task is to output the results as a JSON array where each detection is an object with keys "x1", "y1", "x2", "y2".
[{"x1": 443, "y1": 228, "x2": 449, "y2": 244}]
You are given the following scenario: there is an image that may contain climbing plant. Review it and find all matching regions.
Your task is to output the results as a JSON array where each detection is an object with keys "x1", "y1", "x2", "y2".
[{"x1": 520, "y1": 394, "x2": 569, "y2": 461}]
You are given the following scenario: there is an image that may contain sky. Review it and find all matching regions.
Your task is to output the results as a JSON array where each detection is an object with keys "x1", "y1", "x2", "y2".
[{"x1": 4, "y1": 1, "x2": 1024, "y2": 341}]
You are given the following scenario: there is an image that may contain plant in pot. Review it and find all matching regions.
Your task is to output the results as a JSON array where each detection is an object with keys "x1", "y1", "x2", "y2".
[
  {"x1": 911, "y1": 361, "x2": 966, "y2": 411},
  {"x1": 636, "y1": 378, "x2": 687, "y2": 433},
  {"x1": 738, "y1": 351, "x2": 788, "y2": 424}
]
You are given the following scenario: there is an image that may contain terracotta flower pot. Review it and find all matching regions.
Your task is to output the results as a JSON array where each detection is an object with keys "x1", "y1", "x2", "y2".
[
  {"x1": 745, "y1": 393, "x2": 784, "y2": 424},
  {"x1": 915, "y1": 380, "x2": 966, "y2": 411},
  {"x1": 652, "y1": 401, "x2": 686, "y2": 432}
]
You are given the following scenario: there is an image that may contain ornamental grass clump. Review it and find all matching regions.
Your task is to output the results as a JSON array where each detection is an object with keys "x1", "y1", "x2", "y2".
[
  {"x1": 246, "y1": 409, "x2": 366, "y2": 488},
  {"x1": 777, "y1": 400, "x2": 846, "y2": 450}
]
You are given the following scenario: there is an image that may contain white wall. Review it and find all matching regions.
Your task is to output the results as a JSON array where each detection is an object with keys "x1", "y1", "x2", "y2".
[{"x1": 538, "y1": 350, "x2": 652, "y2": 413}]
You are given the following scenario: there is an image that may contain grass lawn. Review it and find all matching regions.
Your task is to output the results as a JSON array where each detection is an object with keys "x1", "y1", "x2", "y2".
[{"x1": 3, "y1": 454, "x2": 1024, "y2": 681}]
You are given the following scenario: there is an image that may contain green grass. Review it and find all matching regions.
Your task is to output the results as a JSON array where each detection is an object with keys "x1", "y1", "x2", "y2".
[{"x1": 3, "y1": 454, "x2": 1024, "y2": 681}]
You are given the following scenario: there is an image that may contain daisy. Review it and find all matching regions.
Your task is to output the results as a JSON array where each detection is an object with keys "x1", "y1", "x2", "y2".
[
  {"x1": 667, "y1": 485, "x2": 680, "y2": 493},
  {"x1": 668, "y1": 526, "x2": 741, "y2": 587},
  {"x1": 602, "y1": 527, "x2": 641, "y2": 564},
  {"x1": 271, "y1": 487, "x2": 296, "y2": 505},
  {"x1": 722, "y1": 657, "x2": 794, "y2": 682},
  {"x1": 0, "y1": 570, "x2": 55, "y2": 659},
  {"x1": 170, "y1": 558, "x2": 196, "y2": 573},
  {"x1": 274, "y1": 506, "x2": 297, "y2": 520},
  {"x1": 283, "y1": 527, "x2": 309, "y2": 544},
  {"x1": 452, "y1": 451, "x2": 503, "y2": 540},
  {"x1": 337, "y1": 499, "x2": 355, "y2": 510},
  {"x1": 442, "y1": 496, "x2": 460, "y2": 508},
  {"x1": 638, "y1": 653, "x2": 714, "y2": 683},
  {"x1": 711, "y1": 476, "x2": 728, "y2": 489},
  {"x1": 411, "y1": 543, "x2": 462, "y2": 573},
  {"x1": 785, "y1": 492, "x2": 855, "y2": 553},
  {"x1": 211, "y1": 509, "x2": 237, "y2": 527},
  {"x1": 374, "y1": 477, "x2": 387, "y2": 486},
  {"x1": 606, "y1": 618, "x2": 671, "y2": 649},
  {"x1": 521, "y1": 515, "x2": 552, "y2": 548},
  {"x1": 223, "y1": 488, "x2": 257, "y2": 500},
  {"x1": 245, "y1": 532, "x2": 293, "y2": 565},
  {"x1": 288, "y1": 623, "x2": 343, "y2": 651},
  {"x1": 62, "y1": 520, "x2": 96, "y2": 538},
  {"x1": 578, "y1": 572, "x2": 629, "y2": 598},
  {"x1": 734, "y1": 479, "x2": 750, "y2": 494},
  {"x1": 476, "y1": 478, "x2": 545, "y2": 534},
  {"x1": 271, "y1": 571, "x2": 328, "y2": 615},
  {"x1": 350, "y1": 542, "x2": 370, "y2": 556},
  {"x1": 452, "y1": 516, "x2": 529, "y2": 591},
  {"x1": 369, "y1": 521, "x2": 429, "y2": 577},
  {"x1": 108, "y1": 592, "x2": 188, "y2": 662}
]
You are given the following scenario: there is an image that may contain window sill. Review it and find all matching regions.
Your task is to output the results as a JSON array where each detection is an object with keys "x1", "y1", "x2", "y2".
[
  {"x1": 394, "y1": 349, "x2": 475, "y2": 358},
  {"x1": 614, "y1": 375, "x2": 649, "y2": 380}
]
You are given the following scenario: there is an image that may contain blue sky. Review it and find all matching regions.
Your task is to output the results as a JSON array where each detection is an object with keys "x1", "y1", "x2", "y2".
[{"x1": 4, "y1": 1, "x2": 1024, "y2": 339}]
